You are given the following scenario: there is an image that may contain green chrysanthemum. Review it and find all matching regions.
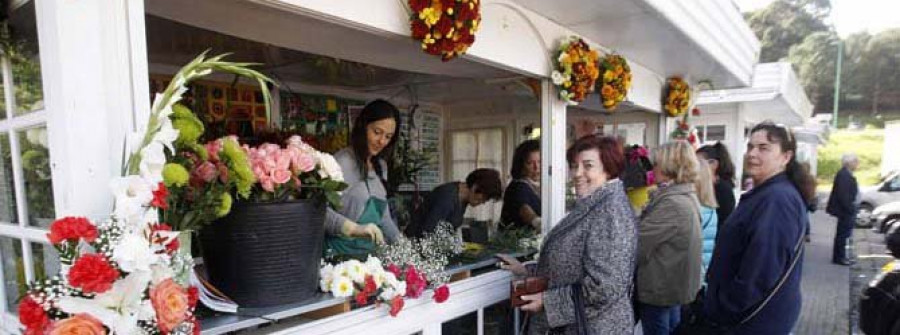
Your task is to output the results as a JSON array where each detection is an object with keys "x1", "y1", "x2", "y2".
[
  {"x1": 162, "y1": 163, "x2": 190, "y2": 187},
  {"x1": 221, "y1": 138, "x2": 255, "y2": 198},
  {"x1": 216, "y1": 192, "x2": 233, "y2": 218},
  {"x1": 171, "y1": 104, "x2": 205, "y2": 146},
  {"x1": 191, "y1": 143, "x2": 209, "y2": 161}
]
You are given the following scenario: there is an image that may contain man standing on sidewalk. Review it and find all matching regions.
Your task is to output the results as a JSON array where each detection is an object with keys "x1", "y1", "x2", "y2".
[{"x1": 826, "y1": 153, "x2": 859, "y2": 265}]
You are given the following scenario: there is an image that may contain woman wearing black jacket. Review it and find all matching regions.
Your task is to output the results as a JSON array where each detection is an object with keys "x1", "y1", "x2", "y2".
[{"x1": 697, "y1": 142, "x2": 736, "y2": 227}]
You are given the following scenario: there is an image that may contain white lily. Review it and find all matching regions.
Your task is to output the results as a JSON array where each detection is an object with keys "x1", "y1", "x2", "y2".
[
  {"x1": 57, "y1": 271, "x2": 152, "y2": 335},
  {"x1": 113, "y1": 233, "x2": 159, "y2": 273}
]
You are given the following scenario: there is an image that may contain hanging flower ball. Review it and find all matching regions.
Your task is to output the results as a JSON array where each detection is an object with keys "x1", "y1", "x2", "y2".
[
  {"x1": 552, "y1": 36, "x2": 601, "y2": 105},
  {"x1": 597, "y1": 54, "x2": 632, "y2": 110},
  {"x1": 664, "y1": 77, "x2": 691, "y2": 117},
  {"x1": 409, "y1": 0, "x2": 481, "y2": 61}
]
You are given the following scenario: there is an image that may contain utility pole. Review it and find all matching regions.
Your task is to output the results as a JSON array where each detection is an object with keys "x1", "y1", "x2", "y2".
[{"x1": 832, "y1": 40, "x2": 843, "y2": 128}]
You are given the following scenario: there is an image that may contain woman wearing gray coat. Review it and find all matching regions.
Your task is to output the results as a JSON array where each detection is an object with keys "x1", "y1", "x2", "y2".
[
  {"x1": 636, "y1": 141, "x2": 703, "y2": 335},
  {"x1": 499, "y1": 135, "x2": 637, "y2": 334}
]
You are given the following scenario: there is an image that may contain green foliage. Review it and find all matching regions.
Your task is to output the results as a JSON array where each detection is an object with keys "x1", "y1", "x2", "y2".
[
  {"x1": 746, "y1": 0, "x2": 830, "y2": 62},
  {"x1": 817, "y1": 128, "x2": 883, "y2": 188},
  {"x1": 787, "y1": 32, "x2": 839, "y2": 107}
]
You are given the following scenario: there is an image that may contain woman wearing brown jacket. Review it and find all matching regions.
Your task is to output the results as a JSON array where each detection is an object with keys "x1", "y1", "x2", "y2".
[{"x1": 637, "y1": 140, "x2": 703, "y2": 335}]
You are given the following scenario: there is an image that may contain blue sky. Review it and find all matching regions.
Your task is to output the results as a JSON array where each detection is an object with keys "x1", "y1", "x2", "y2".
[{"x1": 734, "y1": 0, "x2": 900, "y2": 37}]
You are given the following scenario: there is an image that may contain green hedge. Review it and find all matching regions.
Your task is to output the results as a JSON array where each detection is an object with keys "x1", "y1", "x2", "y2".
[{"x1": 817, "y1": 128, "x2": 884, "y2": 188}]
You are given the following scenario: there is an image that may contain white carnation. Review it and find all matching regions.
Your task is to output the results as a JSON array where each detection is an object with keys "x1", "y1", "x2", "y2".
[{"x1": 113, "y1": 233, "x2": 158, "y2": 273}]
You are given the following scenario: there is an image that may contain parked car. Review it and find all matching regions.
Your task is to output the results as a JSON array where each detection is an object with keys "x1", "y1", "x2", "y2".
[
  {"x1": 874, "y1": 201, "x2": 900, "y2": 234},
  {"x1": 858, "y1": 171, "x2": 900, "y2": 227}
]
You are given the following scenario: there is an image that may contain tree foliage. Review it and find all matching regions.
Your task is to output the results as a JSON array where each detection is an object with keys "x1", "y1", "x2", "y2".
[{"x1": 746, "y1": 0, "x2": 831, "y2": 62}]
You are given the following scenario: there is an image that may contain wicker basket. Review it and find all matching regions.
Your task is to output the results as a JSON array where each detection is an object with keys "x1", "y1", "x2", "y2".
[{"x1": 200, "y1": 199, "x2": 325, "y2": 308}]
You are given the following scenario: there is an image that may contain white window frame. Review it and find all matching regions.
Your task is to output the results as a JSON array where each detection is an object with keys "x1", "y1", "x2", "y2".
[{"x1": 0, "y1": 0, "x2": 151, "y2": 331}]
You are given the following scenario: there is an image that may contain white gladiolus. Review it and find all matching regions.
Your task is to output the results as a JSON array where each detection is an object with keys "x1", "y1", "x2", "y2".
[
  {"x1": 153, "y1": 118, "x2": 179, "y2": 153},
  {"x1": 110, "y1": 176, "x2": 154, "y2": 226},
  {"x1": 139, "y1": 142, "x2": 167, "y2": 184}
]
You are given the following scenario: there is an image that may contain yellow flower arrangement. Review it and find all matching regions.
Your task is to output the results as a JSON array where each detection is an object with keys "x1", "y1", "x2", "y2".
[
  {"x1": 409, "y1": 0, "x2": 481, "y2": 61},
  {"x1": 664, "y1": 77, "x2": 691, "y2": 117},
  {"x1": 552, "y1": 36, "x2": 601, "y2": 105},
  {"x1": 597, "y1": 54, "x2": 632, "y2": 110}
]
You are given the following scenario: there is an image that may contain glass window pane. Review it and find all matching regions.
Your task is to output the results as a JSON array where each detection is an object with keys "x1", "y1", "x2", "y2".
[
  {"x1": 442, "y1": 310, "x2": 478, "y2": 335},
  {"x1": 18, "y1": 127, "x2": 54, "y2": 227},
  {"x1": 707, "y1": 125, "x2": 726, "y2": 142},
  {"x1": 30, "y1": 243, "x2": 59, "y2": 282},
  {"x1": 0, "y1": 134, "x2": 16, "y2": 223},
  {"x1": 9, "y1": 2, "x2": 44, "y2": 116},
  {"x1": 1, "y1": 237, "x2": 24, "y2": 312}
]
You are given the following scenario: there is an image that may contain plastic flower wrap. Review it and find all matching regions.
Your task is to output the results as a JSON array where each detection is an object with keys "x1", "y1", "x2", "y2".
[
  {"x1": 664, "y1": 77, "x2": 691, "y2": 117},
  {"x1": 551, "y1": 36, "x2": 601, "y2": 105},
  {"x1": 18, "y1": 52, "x2": 273, "y2": 335},
  {"x1": 597, "y1": 54, "x2": 632, "y2": 110},
  {"x1": 409, "y1": 0, "x2": 481, "y2": 61}
]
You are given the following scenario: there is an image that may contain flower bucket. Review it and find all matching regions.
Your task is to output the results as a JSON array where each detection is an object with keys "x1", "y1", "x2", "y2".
[{"x1": 199, "y1": 199, "x2": 325, "y2": 308}]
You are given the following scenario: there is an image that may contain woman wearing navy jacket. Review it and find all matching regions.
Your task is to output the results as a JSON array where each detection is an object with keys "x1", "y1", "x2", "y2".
[{"x1": 701, "y1": 122, "x2": 816, "y2": 334}]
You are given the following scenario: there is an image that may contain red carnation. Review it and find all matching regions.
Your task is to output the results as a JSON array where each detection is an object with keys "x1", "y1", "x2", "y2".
[
  {"x1": 364, "y1": 275, "x2": 377, "y2": 295},
  {"x1": 411, "y1": 19, "x2": 430, "y2": 40},
  {"x1": 18, "y1": 296, "x2": 49, "y2": 333},
  {"x1": 433, "y1": 284, "x2": 450, "y2": 303},
  {"x1": 47, "y1": 217, "x2": 98, "y2": 245},
  {"x1": 389, "y1": 296, "x2": 405, "y2": 317},
  {"x1": 435, "y1": 16, "x2": 454, "y2": 36},
  {"x1": 691, "y1": 107, "x2": 701, "y2": 116},
  {"x1": 68, "y1": 254, "x2": 120, "y2": 294},
  {"x1": 405, "y1": 267, "x2": 427, "y2": 298},
  {"x1": 355, "y1": 291, "x2": 369, "y2": 306},
  {"x1": 408, "y1": 0, "x2": 429, "y2": 12},
  {"x1": 188, "y1": 286, "x2": 200, "y2": 309},
  {"x1": 151, "y1": 182, "x2": 169, "y2": 209},
  {"x1": 387, "y1": 264, "x2": 402, "y2": 277}
]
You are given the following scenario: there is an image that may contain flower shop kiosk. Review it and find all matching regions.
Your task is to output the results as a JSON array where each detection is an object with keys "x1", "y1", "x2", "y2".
[{"x1": 0, "y1": 0, "x2": 762, "y2": 334}]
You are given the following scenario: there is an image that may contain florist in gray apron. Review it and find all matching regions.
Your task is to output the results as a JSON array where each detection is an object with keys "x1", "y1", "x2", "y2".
[{"x1": 323, "y1": 99, "x2": 402, "y2": 258}]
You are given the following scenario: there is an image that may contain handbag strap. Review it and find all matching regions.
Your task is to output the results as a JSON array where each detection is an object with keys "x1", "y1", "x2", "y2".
[{"x1": 737, "y1": 221, "x2": 806, "y2": 326}]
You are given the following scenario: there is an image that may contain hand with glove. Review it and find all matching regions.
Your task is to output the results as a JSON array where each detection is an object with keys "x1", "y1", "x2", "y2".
[{"x1": 341, "y1": 220, "x2": 385, "y2": 244}]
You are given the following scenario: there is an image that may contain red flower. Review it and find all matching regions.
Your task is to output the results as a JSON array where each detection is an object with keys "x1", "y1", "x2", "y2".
[
  {"x1": 18, "y1": 296, "x2": 49, "y2": 333},
  {"x1": 691, "y1": 107, "x2": 701, "y2": 116},
  {"x1": 439, "y1": 0, "x2": 456, "y2": 10},
  {"x1": 188, "y1": 286, "x2": 200, "y2": 309},
  {"x1": 435, "y1": 16, "x2": 454, "y2": 36},
  {"x1": 410, "y1": 19, "x2": 430, "y2": 40},
  {"x1": 387, "y1": 264, "x2": 402, "y2": 277},
  {"x1": 47, "y1": 217, "x2": 98, "y2": 245},
  {"x1": 364, "y1": 275, "x2": 377, "y2": 295},
  {"x1": 217, "y1": 162, "x2": 230, "y2": 184},
  {"x1": 405, "y1": 266, "x2": 427, "y2": 298},
  {"x1": 192, "y1": 316, "x2": 202, "y2": 335},
  {"x1": 433, "y1": 284, "x2": 450, "y2": 303},
  {"x1": 408, "y1": 0, "x2": 429, "y2": 12},
  {"x1": 150, "y1": 224, "x2": 180, "y2": 254},
  {"x1": 457, "y1": 2, "x2": 478, "y2": 21},
  {"x1": 389, "y1": 296, "x2": 405, "y2": 317},
  {"x1": 355, "y1": 291, "x2": 369, "y2": 306},
  {"x1": 151, "y1": 182, "x2": 169, "y2": 209},
  {"x1": 68, "y1": 254, "x2": 120, "y2": 294},
  {"x1": 191, "y1": 162, "x2": 218, "y2": 186}
]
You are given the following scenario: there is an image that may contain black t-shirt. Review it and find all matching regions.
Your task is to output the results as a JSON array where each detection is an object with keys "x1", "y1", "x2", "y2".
[
  {"x1": 406, "y1": 182, "x2": 464, "y2": 238},
  {"x1": 501, "y1": 180, "x2": 541, "y2": 230}
]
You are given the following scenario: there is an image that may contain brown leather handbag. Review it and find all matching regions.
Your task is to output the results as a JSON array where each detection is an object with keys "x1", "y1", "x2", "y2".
[{"x1": 510, "y1": 276, "x2": 548, "y2": 307}]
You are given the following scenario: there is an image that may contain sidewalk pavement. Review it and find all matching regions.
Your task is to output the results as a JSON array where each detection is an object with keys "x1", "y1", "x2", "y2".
[{"x1": 792, "y1": 210, "x2": 850, "y2": 335}]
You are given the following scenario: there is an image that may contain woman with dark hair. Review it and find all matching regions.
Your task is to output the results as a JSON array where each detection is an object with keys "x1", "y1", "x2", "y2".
[
  {"x1": 697, "y1": 122, "x2": 815, "y2": 335},
  {"x1": 696, "y1": 142, "x2": 737, "y2": 226},
  {"x1": 501, "y1": 139, "x2": 542, "y2": 230},
  {"x1": 323, "y1": 99, "x2": 403, "y2": 257},
  {"x1": 498, "y1": 135, "x2": 637, "y2": 334}
]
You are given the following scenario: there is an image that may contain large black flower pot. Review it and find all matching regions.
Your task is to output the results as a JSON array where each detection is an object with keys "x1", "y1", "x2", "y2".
[{"x1": 200, "y1": 199, "x2": 325, "y2": 308}]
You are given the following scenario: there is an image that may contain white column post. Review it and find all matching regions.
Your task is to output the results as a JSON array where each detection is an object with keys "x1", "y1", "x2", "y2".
[
  {"x1": 540, "y1": 80, "x2": 567, "y2": 231},
  {"x1": 37, "y1": 0, "x2": 150, "y2": 217}
]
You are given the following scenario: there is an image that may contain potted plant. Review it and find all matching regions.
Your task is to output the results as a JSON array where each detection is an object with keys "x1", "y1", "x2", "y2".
[{"x1": 198, "y1": 135, "x2": 348, "y2": 308}]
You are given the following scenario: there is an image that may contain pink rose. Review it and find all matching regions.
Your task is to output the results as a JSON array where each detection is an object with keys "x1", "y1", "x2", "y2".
[
  {"x1": 206, "y1": 140, "x2": 223, "y2": 162},
  {"x1": 150, "y1": 279, "x2": 190, "y2": 334},
  {"x1": 48, "y1": 314, "x2": 105, "y2": 335},
  {"x1": 192, "y1": 162, "x2": 218, "y2": 183},
  {"x1": 293, "y1": 152, "x2": 316, "y2": 173},
  {"x1": 271, "y1": 169, "x2": 292, "y2": 185}
]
